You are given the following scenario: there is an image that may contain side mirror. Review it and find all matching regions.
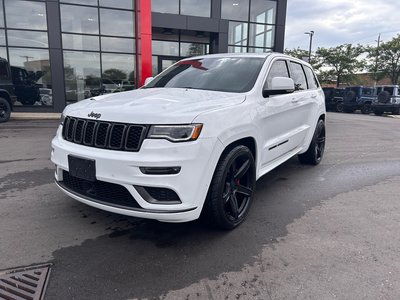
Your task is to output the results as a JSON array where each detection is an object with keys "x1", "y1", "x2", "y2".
[
  {"x1": 263, "y1": 77, "x2": 295, "y2": 97},
  {"x1": 144, "y1": 77, "x2": 154, "y2": 86}
]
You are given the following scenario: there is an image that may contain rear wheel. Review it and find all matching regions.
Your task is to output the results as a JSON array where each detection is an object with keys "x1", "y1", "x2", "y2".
[
  {"x1": 361, "y1": 103, "x2": 371, "y2": 114},
  {"x1": 392, "y1": 108, "x2": 400, "y2": 115},
  {"x1": 298, "y1": 119, "x2": 326, "y2": 165},
  {"x1": 205, "y1": 145, "x2": 256, "y2": 230},
  {"x1": 0, "y1": 97, "x2": 11, "y2": 123},
  {"x1": 335, "y1": 101, "x2": 344, "y2": 113}
]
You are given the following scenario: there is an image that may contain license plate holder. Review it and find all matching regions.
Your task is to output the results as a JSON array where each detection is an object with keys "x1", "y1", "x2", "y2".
[{"x1": 68, "y1": 155, "x2": 96, "y2": 182}]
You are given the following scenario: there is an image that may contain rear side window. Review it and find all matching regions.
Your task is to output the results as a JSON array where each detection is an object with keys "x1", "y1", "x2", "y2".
[
  {"x1": 289, "y1": 62, "x2": 307, "y2": 91},
  {"x1": 0, "y1": 60, "x2": 9, "y2": 80},
  {"x1": 304, "y1": 66, "x2": 318, "y2": 89},
  {"x1": 265, "y1": 60, "x2": 289, "y2": 89}
]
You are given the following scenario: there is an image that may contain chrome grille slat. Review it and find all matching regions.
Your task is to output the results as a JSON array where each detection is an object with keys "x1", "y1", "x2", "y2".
[{"x1": 62, "y1": 116, "x2": 146, "y2": 152}]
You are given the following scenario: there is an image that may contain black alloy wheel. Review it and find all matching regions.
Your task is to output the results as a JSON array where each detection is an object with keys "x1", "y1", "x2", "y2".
[
  {"x1": 361, "y1": 103, "x2": 371, "y2": 114},
  {"x1": 205, "y1": 145, "x2": 256, "y2": 229},
  {"x1": 336, "y1": 101, "x2": 344, "y2": 113},
  {"x1": 0, "y1": 98, "x2": 11, "y2": 123},
  {"x1": 298, "y1": 119, "x2": 326, "y2": 165}
]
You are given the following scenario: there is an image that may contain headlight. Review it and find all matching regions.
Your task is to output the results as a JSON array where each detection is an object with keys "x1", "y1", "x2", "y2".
[
  {"x1": 147, "y1": 124, "x2": 203, "y2": 142},
  {"x1": 60, "y1": 113, "x2": 66, "y2": 125}
]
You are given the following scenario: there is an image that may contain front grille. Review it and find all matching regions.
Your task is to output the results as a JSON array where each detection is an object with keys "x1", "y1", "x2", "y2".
[
  {"x1": 61, "y1": 171, "x2": 141, "y2": 209},
  {"x1": 62, "y1": 116, "x2": 147, "y2": 152}
]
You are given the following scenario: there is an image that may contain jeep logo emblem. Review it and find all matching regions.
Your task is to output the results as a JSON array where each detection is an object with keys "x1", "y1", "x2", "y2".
[{"x1": 88, "y1": 112, "x2": 101, "y2": 119}]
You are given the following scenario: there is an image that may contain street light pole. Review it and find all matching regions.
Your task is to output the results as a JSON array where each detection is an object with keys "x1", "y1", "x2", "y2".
[{"x1": 304, "y1": 31, "x2": 314, "y2": 63}]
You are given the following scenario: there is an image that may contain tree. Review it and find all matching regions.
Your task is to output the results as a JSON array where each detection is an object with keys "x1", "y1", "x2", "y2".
[
  {"x1": 367, "y1": 35, "x2": 400, "y2": 85},
  {"x1": 316, "y1": 44, "x2": 365, "y2": 87},
  {"x1": 102, "y1": 68, "x2": 127, "y2": 82}
]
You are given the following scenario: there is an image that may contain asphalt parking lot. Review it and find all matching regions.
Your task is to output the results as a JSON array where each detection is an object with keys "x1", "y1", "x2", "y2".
[{"x1": 1, "y1": 112, "x2": 400, "y2": 300}]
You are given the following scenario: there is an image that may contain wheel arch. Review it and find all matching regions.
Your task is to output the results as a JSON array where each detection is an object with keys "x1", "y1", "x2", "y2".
[{"x1": 0, "y1": 90, "x2": 12, "y2": 109}]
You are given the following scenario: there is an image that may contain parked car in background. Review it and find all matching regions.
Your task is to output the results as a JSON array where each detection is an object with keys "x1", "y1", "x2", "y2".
[
  {"x1": 11, "y1": 66, "x2": 41, "y2": 106},
  {"x1": 0, "y1": 57, "x2": 17, "y2": 123},
  {"x1": 323, "y1": 87, "x2": 344, "y2": 112},
  {"x1": 52, "y1": 53, "x2": 326, "y2": 229},
  {"x1": 372, "y1": 85, "x2": 400, "y2": 116},
  {"x1": 342, "y1": 86, "x2": 375, "y2": 114}
]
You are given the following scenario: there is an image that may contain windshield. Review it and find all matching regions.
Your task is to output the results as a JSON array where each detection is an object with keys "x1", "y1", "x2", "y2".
[{"x1": 145, "y1": 57, "x2": 266, "y2": 93}]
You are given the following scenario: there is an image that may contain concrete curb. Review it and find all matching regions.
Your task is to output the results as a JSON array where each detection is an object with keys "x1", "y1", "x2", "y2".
[
  {"x1": 387, "y1": 115, "x2": 400, "y2": 119},
  {"x1": 11, "y1": 113, "x2": 61, "y2": 120}
]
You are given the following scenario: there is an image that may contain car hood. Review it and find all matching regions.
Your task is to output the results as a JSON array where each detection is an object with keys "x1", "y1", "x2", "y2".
[{"x1": 64, "y1": 88, "x2": 246, "y2": 124}]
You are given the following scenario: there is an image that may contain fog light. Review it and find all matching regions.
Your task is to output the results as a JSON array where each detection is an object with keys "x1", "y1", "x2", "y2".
[{"x1": 140, "y1": 167, "x2": 181, "y2": 175}]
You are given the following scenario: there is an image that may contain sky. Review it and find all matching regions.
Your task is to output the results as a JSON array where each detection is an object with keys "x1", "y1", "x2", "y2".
[{"x1": 285, "y1": 0, "x2": 400, "y2": 50}]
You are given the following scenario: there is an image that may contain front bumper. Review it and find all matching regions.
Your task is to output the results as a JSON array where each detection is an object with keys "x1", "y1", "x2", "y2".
[{"x1": 51, "y1": 126, "x2": 223, "y2": 222}]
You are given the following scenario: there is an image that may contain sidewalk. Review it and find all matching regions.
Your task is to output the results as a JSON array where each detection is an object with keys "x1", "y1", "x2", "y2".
[{"x1": 11, "y1": 112, "x2": 61, "y2": 120}]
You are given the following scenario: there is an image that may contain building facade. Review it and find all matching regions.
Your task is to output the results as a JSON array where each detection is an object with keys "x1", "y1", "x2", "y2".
[{"x1": 0, "y1": 0, "x2": 287, "y2": 113}]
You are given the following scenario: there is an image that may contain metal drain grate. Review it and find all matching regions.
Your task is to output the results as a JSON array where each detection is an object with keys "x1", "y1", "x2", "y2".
[{"x1": 0, "y1": 264, "x2": 51, "y2": 300}]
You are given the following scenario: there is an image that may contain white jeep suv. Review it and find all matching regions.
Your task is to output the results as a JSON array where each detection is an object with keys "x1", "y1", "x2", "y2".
[{"x1": 51, "y1": 53, "x2": 326, "y2": 229}]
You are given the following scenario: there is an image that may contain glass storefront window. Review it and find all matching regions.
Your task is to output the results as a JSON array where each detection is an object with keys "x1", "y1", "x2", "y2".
[
  {"x1": 250, "y1": 0, "x2": 276, "y2": 23},
  {"x1": 152, "y1": 0, "x2": 179, "y2": 14},
  {"x1": 62, "y1": 34, "x2": 100, "y2": 51},
  {"x1": 0, "y1": 0, "x2": 4, "y2": 28},
  {"x1": 63, "y1": 51, "x2": 101, "y2": 103},
  {"x1": 9, "y1": 48, "x2": 52, "y2": 106},
  {"x1": 5, "y1": 0, "x2": 47, "y2": 30},
  {"x1": 61, "y1": 0, "x2": 98, "y2": 6},
  {"x1": 0, "y1": 47, "x2": 7, "y2": 61},
  {"x1": 99, "y1": 0, "x2": 133, "y2": 10},
  {"x1": 247, "y1": 47, "x2": 271, "y2": 53},
  {"x1": 8, "y1": 30, "x2": 49, "y2": 48},
  {"x1": 228, "y1": 46, "x2": 247, "y2": 53},
  {"x1": 228, "y1": 22, "x2": 248, "y2": 46},
  {"x1": 61, "y1": 4, "x2": 99, "y2": 34},
  {"x1": 152, "y1": 40, "x2": 179, "y2": 56},
  {"x1": 101, "y1": 37, "x2": 134, "y2": 53},
  {"x1": 181, "y1": 0, "x2": 211, "y2": 17},
  {"x1": 248, "y1": 23, "x2": 274, "y2": 48},
  {"x1": 100, "y1": 9, "x2": 134, "y2": 37},
  {"x1": 221, "y1": 0, "x2": 250, "y2": 22},
  {"x1": 180, "y1": 43, "x2": 206, "y2": 57},
  {"x1": 101, "y1": 53, "x2": 135, "y2": 92},
  {"x1": 0, "y1": 30, "x2": 5, "y2": 46}
]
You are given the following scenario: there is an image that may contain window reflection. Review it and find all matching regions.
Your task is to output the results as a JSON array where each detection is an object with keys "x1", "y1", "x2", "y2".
[
  {"x1": 229, "y1": 22, "x2": 248, "y2": 46},
  {"x1": 250, "y1": 0, "x2": 276, "y2": 23},
  {"x1": 180, "y1": 43, "x2": 206, "y2": 57},
  {"x1": 221, "y1": 0, "x2": 250, "y2": 22},
  {"x1": 8, "y1": 30, "x2": 49, "y2": 48},
  {"x1": 0, "y1": 30, "x2": 5, "y2": 46},
  {"x1": 0, "y1": 0, "x2": 4, "y2": 28},
  {"x1": 100, "y1": 9, "x2": 135, "y2": 37},
  {"x1": 101, "y1": 37, "x2": 135, "y2": 53},
  {"x1": 9, "y1": 48, "x2": 52, "y2": 106},
  {"x1": 101, "y1": 53, "x2": 135, "y2": 93},
  {"x1": 99, "y1": 0, "x2": 133, "y2": 10},
  {"x1": 5, "y1": 0, "x2": 47, "y2": 30},
  {"x1": 152, "y1": 40, "x2": 179, "y2": 56},
  {"x1": 62, "y1": 34, "x2": 99, "y2": 51},
  {"x1": 63, "y1": 51, "x2": 101, "y2": 103},
  {"x1": 152, "y1": 0, "x2": 179, "y2": 14},
  {"x1": 61, "y1": 4, "x2": 99, "y2": 34},
  {"x1": 181, "y1": 0, "x2": 211, "y2": 17},
  {"x1": 61, "y1": 0, "x2": 98, "y2": 6},
  {"x1": 249, "y1": 24, "x2": 274, "y2": 48}
]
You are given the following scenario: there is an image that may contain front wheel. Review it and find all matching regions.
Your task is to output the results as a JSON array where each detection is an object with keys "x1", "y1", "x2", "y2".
[
  {"x1": 361, "y1": 103, "x2": 371, "y2": 114},
  {"x1": 298, "y1": 119, "x2": 326, "y2": 165},
  {"x1": 205, "y1": 145, "x2": 256, "y2": 230},
  {"x1": 0, "y1": 97, "x2": 11, "y2": 123},
  {"x1": 335, "y1": 101, "x2": 344, "y2": 113}
]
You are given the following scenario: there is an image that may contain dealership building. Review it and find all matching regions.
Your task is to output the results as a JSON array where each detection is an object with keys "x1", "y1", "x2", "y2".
[{"x1": 0, "y1": 0, "x2": 287, "y2": 113}]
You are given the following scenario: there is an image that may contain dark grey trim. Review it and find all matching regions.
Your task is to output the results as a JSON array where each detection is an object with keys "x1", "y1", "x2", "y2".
[
  {"x1": 135, "y1": 186, "x2": 182, "y2": 205},
  {"x1": 56, "y1": 180, "x2": 197, "y2": 214},
  {"x1": 275, "y1": 0, "x2": 287, "y2": 52}
]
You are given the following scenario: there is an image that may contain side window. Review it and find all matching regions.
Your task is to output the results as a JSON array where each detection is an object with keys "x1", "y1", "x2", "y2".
[
  {"x1": 265, "y1": 60, "x2": 289, "y2": 89},
  {"x1": 289, "y1": 62, "x2": 307, "y2": 91},
  {"x1": 304, "y1": 66, "x2": 318, "y2": 89},
  {"x1": 0, "y1": 61, "x2": 9, "y2": 80}
]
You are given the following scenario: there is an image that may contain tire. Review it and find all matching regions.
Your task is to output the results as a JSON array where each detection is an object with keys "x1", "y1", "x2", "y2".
[
  {"x1": 392, "y1": 108, "x2": 400, "y2": 115},
  {"x1": 378, "y1": 91, "x2": 391, "y2": 103},
  {"x1": 0, "y1": 97, "x2": 11, "y2": 123},
  {"x1": 374, "y1": 110, "x2": 384, "y2": 116},
  {"x1": 298, "y1": 119, "x2": 326, "y2": 165},
  {"x1": 204, "y1": 145, "x2": 256, "y2": 230},
  {"x1": 361, "y1": 103, "x2": 371, "y2": 114},
  {"x1": 335, "y1": 101, "x2": 344, "y2": 113}
]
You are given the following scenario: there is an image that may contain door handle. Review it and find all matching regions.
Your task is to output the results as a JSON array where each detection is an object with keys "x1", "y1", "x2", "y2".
[
  {"x1": 291, "y1": 99, "x2": 300, "y2": 103},
  {"x1": 311, "y1": 94, "x2": 317, "y2": 99}
]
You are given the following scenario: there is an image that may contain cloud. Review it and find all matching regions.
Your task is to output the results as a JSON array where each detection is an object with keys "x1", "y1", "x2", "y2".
[{"x1": 285, "y1": 0, "x2": 400, "y2": 50}]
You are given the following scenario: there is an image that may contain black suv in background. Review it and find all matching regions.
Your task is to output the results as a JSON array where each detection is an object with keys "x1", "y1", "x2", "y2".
[
  {"x1": 323, "y1": 87, "x2": 345, "y2": 112},
  {"x1": 342, "y1": 86, "x2": 375, "y2": 114},
  {"x1": 0, "y1": 58, "x2": 17, "y2": 123}
]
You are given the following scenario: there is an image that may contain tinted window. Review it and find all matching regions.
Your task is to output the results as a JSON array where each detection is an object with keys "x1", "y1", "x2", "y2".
[
  {"x1": 181, "y1": 0, "x2": 211, "y2": 17},
  {"x1": 145, "y1": 57, "x2": 265, "y2": 93},
  {"x1": 250, "y1": 0, "x2": 276, "y2": 23},
  {"x1": 5, "y1": 0, "x2": 47, "y2": 30},
  {"x1": 152, "y1": 0, "x2": 179, "y2": 14},
  {"x1": 99, "y1": 0, "x2": 133, "y2": 9},
  {"x1": 265, "y1": 60, "x2": 289, "y2": 88},
  {"x1": 0, "y1": 60, "x2": 9, "y2": 79},
  {"x1": 101, "y1": 37, "x2": 134, "y2": 53},
  {"x1": 8, "y1": 30, "x2": 48, "y2": 48},
  {"x1": 304, "y1": 66, "x2": 318, "y2": 89},
  {"x1": 61, "y1": 5, "x2": 99, "y2": 34},
  {"x1": 289, "y1": 62, "x2": 307, "y2": 91},
  {"x1": 61, "y1": 0, "x2": 98, "y2": 5},
  {"x1": 62, "y1": 34, "x2": 99, "y2": 51},
  {"x1": 100, "y1": 9, "x2": 134, "y2": 37},
  {"x1": 383, "y1": 87, "x2": 394, "y2": 95},
  {"x1": 222, "y1": 0, "x2": 250, "y2": 21},
  {"x1": 361, "y1": 88, "x2": 373, "y2": 96}
]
